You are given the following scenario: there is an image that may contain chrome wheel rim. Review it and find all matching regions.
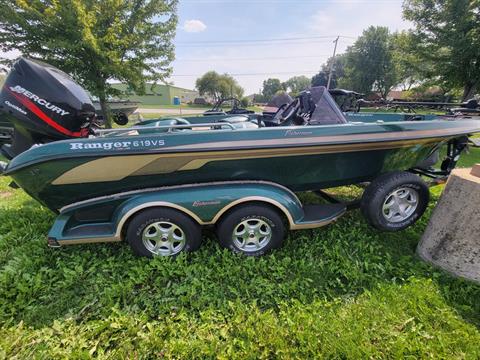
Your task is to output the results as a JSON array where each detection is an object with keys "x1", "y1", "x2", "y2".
[
  {"x1": 232, "y1": 218, "x2": 272, "y2": 252},
  {"x1": 382, "y1": 187, "x2": 419, "y2": 223},
  {"x1": 142, "y1": 221, "x2": 186, "y2": 256}
]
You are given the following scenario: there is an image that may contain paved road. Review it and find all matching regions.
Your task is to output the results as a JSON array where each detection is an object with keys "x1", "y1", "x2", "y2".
[{"x1": 136, "y1": 108, "x2": 205, "y2": 115}]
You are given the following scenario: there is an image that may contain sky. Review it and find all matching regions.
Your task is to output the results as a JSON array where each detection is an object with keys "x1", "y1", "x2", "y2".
[
  {"x1": 0, "y1": 0, "x2": 412, "y2": 95},
  {"x1": 171, "y1": 0, "x2": 413, "y2": 94}
]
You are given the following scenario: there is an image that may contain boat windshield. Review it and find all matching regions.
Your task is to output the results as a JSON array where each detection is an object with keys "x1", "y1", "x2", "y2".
[{"x1": 308, "y1": 86, "x2": 347, "y2": 125}]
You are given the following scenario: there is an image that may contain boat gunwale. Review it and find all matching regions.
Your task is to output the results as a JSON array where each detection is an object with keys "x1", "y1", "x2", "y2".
[{"x1": 3, "y1": 120, "x2": 479, "y2": 175}]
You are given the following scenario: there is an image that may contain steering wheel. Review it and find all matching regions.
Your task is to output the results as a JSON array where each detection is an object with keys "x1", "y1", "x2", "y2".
[{"x1": 273, "y1": 99, "x2": 300, "y2": 124}]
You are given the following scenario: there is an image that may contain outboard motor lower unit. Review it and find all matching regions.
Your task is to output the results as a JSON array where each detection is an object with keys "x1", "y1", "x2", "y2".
[{"x1": 0, "y1": 58, "x2": 95, "y2": 158}]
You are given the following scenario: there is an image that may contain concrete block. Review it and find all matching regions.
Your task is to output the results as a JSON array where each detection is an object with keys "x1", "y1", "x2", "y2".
[
  {"x1": 471, "y1": 163, "x2": 480, "y2": 178},
  {"x1": 417, "y1": 167, "x2": 480, "y2": 284}
]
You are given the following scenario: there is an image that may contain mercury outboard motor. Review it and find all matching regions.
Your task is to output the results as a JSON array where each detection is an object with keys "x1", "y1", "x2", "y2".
[{"x1": 0, "y1": 58, "x2": 95, "y2": 159}]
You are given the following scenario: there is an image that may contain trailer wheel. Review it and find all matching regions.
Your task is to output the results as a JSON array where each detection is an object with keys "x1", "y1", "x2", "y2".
[
  {"x1": 126, "y1": 208, "x2": 202, "y2": 258},
  {"x1": 216, "y1": 204, "x2": 285, "y2": 256},
  {"x1": 361, "y1": 171, "x2": 429, "y2": 232}
]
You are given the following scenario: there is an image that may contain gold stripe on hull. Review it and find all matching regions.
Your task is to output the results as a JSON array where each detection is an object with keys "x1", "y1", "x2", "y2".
[
  {"x1": 52, "y1": 137, "x2": 444, "y2": 185},
  {"x1": 167, "y1": 127, "x2": 473, "y2": 151},
  {"x1": 57, "y1": 236, "x2": 121, "y2": 245}
]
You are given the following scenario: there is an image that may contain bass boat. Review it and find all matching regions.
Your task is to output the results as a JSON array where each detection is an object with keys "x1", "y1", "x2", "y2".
[{"x1": 1, "y1": 58, "x2": 479, "y2": 257}]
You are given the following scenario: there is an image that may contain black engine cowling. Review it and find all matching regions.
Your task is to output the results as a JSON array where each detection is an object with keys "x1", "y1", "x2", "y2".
[{"x1": 0, "y1": 58, "x2": 95, "y2": 158}]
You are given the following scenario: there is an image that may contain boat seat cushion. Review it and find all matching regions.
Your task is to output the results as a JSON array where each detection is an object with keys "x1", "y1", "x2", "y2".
[
  {"x1": 153, "y1": 118, "x2": 190, "y2": 127},
  {"x1": 149, "y1": 118, "x2": 191, "y2": 132}
]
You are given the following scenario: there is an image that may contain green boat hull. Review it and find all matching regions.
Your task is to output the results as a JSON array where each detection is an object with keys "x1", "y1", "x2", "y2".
[{"x1": 4, "y1": 119, "x2": 479, "y2": 211}]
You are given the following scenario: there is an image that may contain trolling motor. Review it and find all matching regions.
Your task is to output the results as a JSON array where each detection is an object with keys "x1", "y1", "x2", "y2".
[
  {"x1": 411, "y1": 136, "x2": 470, "y2": 182},
  {"x1": 0, "y1": 58, "x2": 96, "y2": 159},
  {"x1": 440, "y1": 136, "x2": 470, "y2": 173}
]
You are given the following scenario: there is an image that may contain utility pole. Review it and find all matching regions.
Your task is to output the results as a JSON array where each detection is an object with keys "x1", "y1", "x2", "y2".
[{"x1": 326, "y1": 36, "x2": 339, "y2": 90}]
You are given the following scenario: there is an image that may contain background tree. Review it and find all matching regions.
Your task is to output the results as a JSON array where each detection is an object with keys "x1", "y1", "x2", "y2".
[
  {"x1": 403, "y1": 0, "x2": 480, "y2": 100},
  {"x1": 342, "y1": 26, "x2": 398, "y2": 98},
  {"x1": 312, "y1": 54, "x2": 348, "y2": 89},
  {"x1": 252, "y1": 93, "x2": 267, "y2": 103},
  {"x1": 283, "y1": 75, "x2": 310, "y2": 96},
  {"x1": 311, "y1": 71, "x2": 330, "y2": 88},
  {"x1": 261, "y1": 78, "x2": 284, "y2": 101},
  {"x1": 240, "y1": 97, "x2": 250, "y2": 108},
  {"x1": 0, "y1": 0, "x2": 178, "y2": 128},
  {"x1": 195, "y1": 71, "x2": 244, "y2": 102},
  {"x1": 391, "y1": 31, "x2": 428, "y2": 91}
]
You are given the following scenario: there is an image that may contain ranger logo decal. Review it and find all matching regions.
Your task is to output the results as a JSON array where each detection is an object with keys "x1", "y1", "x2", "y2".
[{"x1": 69, "y1": 139, "x2": 165, "y2": 150}]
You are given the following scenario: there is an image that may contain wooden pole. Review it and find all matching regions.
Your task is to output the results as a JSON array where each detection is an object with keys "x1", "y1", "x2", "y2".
[{"x1": 326, "y1": 36, "x2": 339, "y2": 90}]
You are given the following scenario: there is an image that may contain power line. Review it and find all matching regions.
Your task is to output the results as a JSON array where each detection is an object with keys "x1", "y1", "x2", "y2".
[
  {"x1": 174, "y1": 54, "x2": 331, "y2": 61},
  {"x1": 176, "y1": 35, "x2": 355, "y2": 45},
  {"x1": 175, "y1": 39, "x2": 353, "y2": 48},
  {"x1": 170, "y1": 70, "x2": 319, "y2": 77}
]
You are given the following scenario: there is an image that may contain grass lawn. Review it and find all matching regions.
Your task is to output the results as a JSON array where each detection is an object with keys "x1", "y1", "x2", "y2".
[{"x1": 0, "y1": 148, "x2": 479, "y2": 358}]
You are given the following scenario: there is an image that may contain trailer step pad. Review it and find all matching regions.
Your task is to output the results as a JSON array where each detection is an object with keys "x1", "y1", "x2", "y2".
[{"x1": 297, "y1": 203, "x2": 346, "y2": 228}]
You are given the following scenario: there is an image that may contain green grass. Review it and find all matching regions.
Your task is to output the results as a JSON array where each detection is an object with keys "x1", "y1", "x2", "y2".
[{"x1": 0, "y1": 149, "x2": 479, "y2": 358}]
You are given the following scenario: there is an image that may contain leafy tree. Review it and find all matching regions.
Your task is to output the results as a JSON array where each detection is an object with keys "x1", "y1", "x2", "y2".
[
  {"x1": 312, "y1": 54, "x2": 348, "y2": 89},
  {"x1": 0, "y1": 0, "x2": 178, "y2": 128},
  {"x1": 342, "y1": 26, "x2": 398, "y2": 98},
  {"x1": 403, "y1": 0, "x2": 480, "y2": 100},
  {"x1": 240, "y1": 97, "x2": 250, "y2": 108},
  {"x1": 390, "y1": 31, "x2": 428, "y2": 91},
  {"x1": 261, "y1": 78, "x2": 284, "y2": 101},
  {"x1": 283, "y1": 75, "x2": 310, "y2": 95},
  {"x1": 311, "y1": 71, "x2": 330, "y2": 88},
  {"x1": 195, "y1": 71, "x2": 244, "y2": 102},
  {"x1": 252, "y1": 93, "x2": 267, "y2": 103}
]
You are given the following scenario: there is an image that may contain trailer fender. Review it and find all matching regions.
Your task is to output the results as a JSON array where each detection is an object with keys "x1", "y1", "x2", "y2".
[{"x1": 112, "y1": 181, "x2": 305, "y2": 237}]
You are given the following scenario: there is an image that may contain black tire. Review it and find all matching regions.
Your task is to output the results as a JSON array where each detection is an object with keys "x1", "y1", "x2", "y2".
[
  {"x1": 361, "y1": 171, "x2": 429, "y2": 232},
  {"x1": 126, "y1": 208, "x2": 202, "y2": 258},
  {"x1": 216, "y1": 204, "x2": 286, "y2": 256}
]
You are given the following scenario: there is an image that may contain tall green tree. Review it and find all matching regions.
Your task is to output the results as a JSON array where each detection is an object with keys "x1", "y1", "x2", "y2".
[
  {"x1": 342, "y1": 26, "x2": 398, "y2": 98},
  {"x1": 261, "y1": 78, "x2": 284, "y2": 101},
  {"x1": 391, "y1": 31, "x2": 428, "y2": 91},
  {"x1": 311, "y1": 71, "x2": 329, "y2": 88},
  {"x1": 195, "y1": 71, "x2": 244, "y2": 102},
  {"x1": 403, "y1": 0, "x2": 480, "y2": 100},
  {"x1": 312, "y1": 54, "x2": 347, "y2": 89},
  {"x1": 283, "y1": 75, "x2": 310, "y2": 96},
  {"x1": 0, "y1": 0, "x2": 178, "y2": 127}
]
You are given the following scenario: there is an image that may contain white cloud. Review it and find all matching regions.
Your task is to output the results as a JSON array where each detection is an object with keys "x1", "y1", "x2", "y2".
[{"x1": 183, "y1": 20, "x2": 207, "y2": 33}]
